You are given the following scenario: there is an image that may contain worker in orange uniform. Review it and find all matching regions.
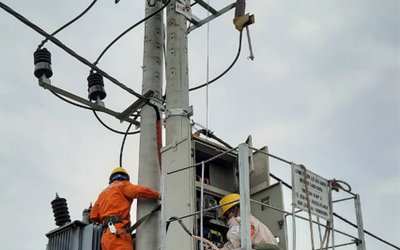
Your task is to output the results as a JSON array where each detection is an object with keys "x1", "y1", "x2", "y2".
[
  {"x1": 219, "y1": 194, "x2": 280, "y2": 250},
  {"x1": 90, "y1": 167, "x2": 161, "y2": 250}
]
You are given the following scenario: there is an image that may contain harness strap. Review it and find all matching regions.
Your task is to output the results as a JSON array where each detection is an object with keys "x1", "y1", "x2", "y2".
[
  {"x1": 118, "y1": 204, "x2": 161, "y2": 237},
  {"x1": 103, "y1": 215, "x2": 123, "y2": 227}
]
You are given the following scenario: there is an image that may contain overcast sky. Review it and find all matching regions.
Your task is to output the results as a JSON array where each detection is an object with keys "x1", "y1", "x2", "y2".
[{"x1": 0, "y1": 0, "x2": 399, "y2": 250}]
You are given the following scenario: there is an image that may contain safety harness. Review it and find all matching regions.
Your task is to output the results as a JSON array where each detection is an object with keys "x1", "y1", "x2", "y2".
[{"x1": 103, "y1": 204, "x2": 161, "y2": 237}]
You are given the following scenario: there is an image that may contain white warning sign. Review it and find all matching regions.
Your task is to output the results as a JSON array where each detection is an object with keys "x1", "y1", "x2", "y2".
[
  {"x1": 292, "y1": 164, "x2": 331, "y2": 220},
  {"x1": 175, "y1": 2, "x2": 192, "y2": 20}
]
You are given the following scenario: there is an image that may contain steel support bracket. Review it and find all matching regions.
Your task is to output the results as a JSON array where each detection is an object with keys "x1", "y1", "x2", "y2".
[
  {"x1": 188, "y1": 3, "x2": 236, "y2": 33},
  {"x1": 148, "y1": 97, "x2": 166, "y2": 112},
  {"x1": 38, "y1": 77, "x2": 141, "y2": 127},
  {"x1": 165, "y1": 106, "x2": 193, "y2": 120},
  {"x1": 38, "y1": 75, "x2": 52, "y2": 88},
  {"x1": 117, "y1": 90, "x2": 154, "y2": 122}
]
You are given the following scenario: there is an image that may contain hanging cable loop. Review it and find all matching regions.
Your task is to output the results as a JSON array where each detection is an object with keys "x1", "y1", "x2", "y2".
[{"x1": 189, "y1": 31, "x2": 243, "y2": 92}]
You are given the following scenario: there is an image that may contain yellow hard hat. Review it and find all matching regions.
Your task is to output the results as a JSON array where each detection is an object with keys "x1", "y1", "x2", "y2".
[
  {"x1": 219, "y1": 193, "x2": 240, "y2": 217},
  {"x1": 109, "y1": 167, "x2": 130, "y2": 182}
]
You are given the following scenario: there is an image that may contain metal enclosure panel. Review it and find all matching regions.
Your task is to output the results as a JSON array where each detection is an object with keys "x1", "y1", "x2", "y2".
[
  {"x1": 81, "y1": 224, "x2": 103, "y2": 250},
  {"x1": 161, "y1": 136, "x2": 195, "y2": 250},
  {"x1": 46, "y1": 221, "x2": 81, "y2": 250},
  {"x1": 209, "y1": 162, "x2": 236, "y2": 192},
  {"x1": 251, "y1": 182, "x2": 288, "y2": 250},
  {"x1": 251, "y1": 146, "x2": 270, "y2": 188}
]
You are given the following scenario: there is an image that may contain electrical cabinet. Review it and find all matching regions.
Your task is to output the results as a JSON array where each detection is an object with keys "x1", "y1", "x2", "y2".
[
  {"x1": 192, "y1": 136, "x2": 237, "y2": 248},
  {"x1": 192, "y1": 136, "x2": 287, "y2": 250},
  {"x1": 251, "y1": 182, "x2": 288, "y2": 250}
]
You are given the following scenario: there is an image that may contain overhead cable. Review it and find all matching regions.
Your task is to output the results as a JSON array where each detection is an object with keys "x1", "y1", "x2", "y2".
[
  {"x1": 167, "y1": 216, "x2": 219, "y2": 250},
  {"x1": 38, "y1": 0, "x2": 98, "y2": 49},
  {"x1": 51, "y1": 90, "x2": 140, "y2": 136},
  {"x1": 0, "y1": 2, "x2": 144, "y2": 100},
  {"x1": 189, "y1": 30, "x2": 243, "y2": 92},
  {"x1": 119, "y1": 122, "x2": 134, "y2": 168},
  {"x1": 333, "y1": 213, "x2": 400, "y2": 250},
  {"x1": 194, "y1": 129, "x2": 233, "y2": 149},
  {"x1": 50, "y1": 90, "x2": 93, "y2": 110},
  {"x1": 93, "y1": 0, "x2": 172, "y2": 66},
  {"x1": 92, "y1": 110, "x2": 140, "y2": 135}
]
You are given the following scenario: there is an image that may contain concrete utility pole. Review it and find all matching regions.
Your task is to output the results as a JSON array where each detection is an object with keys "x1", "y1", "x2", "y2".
[
  {"x1": 136, "y1": 2, "x2": 165, "y2": 250},
  {"x1": 165, "y1": 0, "x2": 191, "y2": 144},
  {"x1": 162, "y1": 0, "x2": 194, "y2": 249}
]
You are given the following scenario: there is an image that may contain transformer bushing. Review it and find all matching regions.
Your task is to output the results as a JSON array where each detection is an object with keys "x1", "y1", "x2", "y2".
[{"x1": 51, "y1": 193, "x2": 71, "y2": 227}]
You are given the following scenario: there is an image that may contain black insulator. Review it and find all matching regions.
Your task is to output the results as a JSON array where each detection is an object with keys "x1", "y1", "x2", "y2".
[
  {"x1": 51, "y1": 193, "x2": 71, "y2": 227},
  {"x1": 34, "y1": 48, "x2": 53, "y2": 79},
  {"x1": 87, "y1": 72, "x2": 107, "y2": 101}
]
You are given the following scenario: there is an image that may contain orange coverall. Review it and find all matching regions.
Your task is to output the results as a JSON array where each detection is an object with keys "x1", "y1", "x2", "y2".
[{"x1": 90, "y1": 180, "x2": 160, "y2": 250}]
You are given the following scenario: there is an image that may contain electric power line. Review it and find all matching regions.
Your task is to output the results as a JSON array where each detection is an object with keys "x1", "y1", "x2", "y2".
[
  {"x1": 38, "y1": 0, "x2": 98, "y2": 49},
  {"x1": 93, "y1": 0, "x2": 172, "y2": 66},
  {"x1": 333, "y1": 212, "x2": 400, "y2": 250},
  {"x1": 52, "y1": 90, "x2": 142, "y2": 136},
  {"x1": 189, "y1": 30, "x2": 243, "y2": 92},
  {"x1": 50, "y1": 90, "x2": 93, "y2": 110},
  {"x1": 0, "y1": 2, "x2": 145, "y2": 100},
  {"x1": 50, "y1": 90, "x2": 141, "y2": 136},
  {"x1": 119, "y1": 122, "x2": 134, "y2": 168},
  {"x1": 92, "y1": 110, "x2": 140, "y2": 135}
]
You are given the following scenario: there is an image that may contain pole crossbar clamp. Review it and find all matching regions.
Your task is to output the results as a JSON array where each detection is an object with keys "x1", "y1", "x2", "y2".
[
  {"x1": 38, "y1": 75, "x2": 52, "y2": 88},
  {"x1": 149, "y1": 97, "x2": 166, "y2": 112},
  {"x1": 165, "y1": 106, "x2": 193, "y2": 120}
]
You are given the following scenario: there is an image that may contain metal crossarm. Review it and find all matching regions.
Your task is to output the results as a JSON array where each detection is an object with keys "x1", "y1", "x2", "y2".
[
  {"x1": 188, "y1": 3, "x2": 236, "y2": 33},
  {"x1": 193, "y1": 0, "x2": 218, "y2": 14},
  {"x1": 39, "y1": 77, "x2": 141, "y2": 126}
]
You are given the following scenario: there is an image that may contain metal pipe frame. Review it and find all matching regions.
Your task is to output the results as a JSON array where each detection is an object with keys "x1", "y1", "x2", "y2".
[
  {"x1": 238, "y1": 143, "x2": 252, "y2": 249},
  {"x1": 166, "y1": 146, "x2": 238, "y2": 175},
  {"x1": 332, "y1": 197, "x2": 355, "y2": 203},
  {"x1": 321, "y1": 241, "x2": 357, "y2": 249},
  {"x1": 160, "y1": 141, "x2": 365, "y2": 250},
  {"x1": 355, "y1": 194, "x2": 366, "y2": 250}
]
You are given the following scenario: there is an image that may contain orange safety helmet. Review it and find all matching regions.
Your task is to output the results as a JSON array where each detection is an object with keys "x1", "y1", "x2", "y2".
[
  {"x1": 109, "y1": 167, "x2": 130, "y2": 182},
  {"x1": 219, "y1": 193, "x2": 240, "y2": 218}
]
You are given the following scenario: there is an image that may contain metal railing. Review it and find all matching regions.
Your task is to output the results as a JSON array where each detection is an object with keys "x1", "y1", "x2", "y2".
[{"x1": 160, "y1": 141, "x2": 366, "y2": 250}]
